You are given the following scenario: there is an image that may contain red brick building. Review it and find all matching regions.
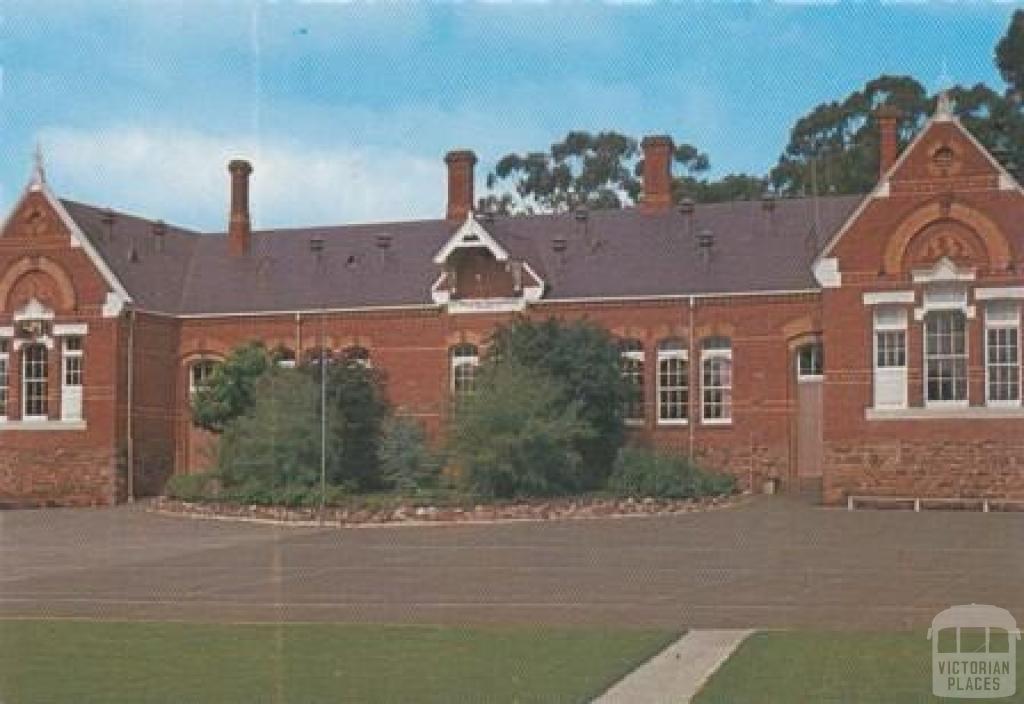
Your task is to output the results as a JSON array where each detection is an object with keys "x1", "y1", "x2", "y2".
[{"x1": 1, "y1": 97, "x2": 1022, "y2": 507}]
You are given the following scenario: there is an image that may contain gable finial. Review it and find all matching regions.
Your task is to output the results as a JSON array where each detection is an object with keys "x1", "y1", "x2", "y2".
[
  {"x1": 30, "y1": 142, "x2": 46, "y2": 189},
  {"x1": 935, "y1": 90, "x2": 954, "y2": 121}
]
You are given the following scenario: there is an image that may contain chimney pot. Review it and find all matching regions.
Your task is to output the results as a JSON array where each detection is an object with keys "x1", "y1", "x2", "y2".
[
  {"x1": 678, "y1": 197, "x2": 695, "y2": 215},
  {"x1": 228, "y1": 159, "x2": 253, "y2": 256},
  {"x1": 445, "y1": 149, "x2": 477, "y2": 222},
  {"x1": 641, "y1": 135, "x2": 674, "y2": 213},
  {"x1": 875, "y1": 105, "x2": 902, "y2": 178}
]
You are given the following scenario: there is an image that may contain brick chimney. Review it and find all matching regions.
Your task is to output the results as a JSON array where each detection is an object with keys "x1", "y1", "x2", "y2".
[
  {"x1": 875, "y1": 105, "x2": 902, "y2": 178},
  {"x1": 641, "y1": 135, "x2": 674, "y2": 213},
  {"x1": 228, "y1": 159, "x2": 253, "y2": 256},
  {"x1": 445, "y1": 150, "x2": 477, "y2": 222}
]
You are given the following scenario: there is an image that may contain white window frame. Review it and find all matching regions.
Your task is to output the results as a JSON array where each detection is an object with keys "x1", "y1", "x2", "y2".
[
  {"x1": 22, "y1": 343, "x2": 49, "y2": 421},
  {"x1": 701, "y1": 339, "x2": 732, "y2": 425},
  {"x1": 656, "y1": 340, "x2": 688, "y2": 426},
  {"x1": 0, "y1": 338, "x2": 9, "y2": 421},
  {"x1": 796, "y1": 342, "x2": 824, "y2": 381},
  {"x1": 342, "y1": 346, "x2": 372, "y2": 369},
  {"x1": 450, "y1": 344, "x2": 479, "y2": 399},
  {"x1": 985, "y1": 302, "x2": 1021, "y2": 407},
  {"x1": 873, "y1": 307, "x2": 908, "y2": 410},
  {"x1": 924, "y1": 309, "x2": 969, "y2": 407},
  {"x1": 620, "y1": 339, "x2": 645, "y2": 425},
  {"x1": 189, "y1": 360, "x2": 219, "y2": 396},
  {"x1": 61, "y1": 336, "x2": 84, "y2": 421}
]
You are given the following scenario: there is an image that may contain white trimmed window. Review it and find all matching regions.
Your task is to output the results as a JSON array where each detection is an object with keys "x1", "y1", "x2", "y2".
[
  {"x1": 620, "y1": 339, "x2": 645, "y2": 423},
  {"x1": 61, "y1": 336, "x2": 84, "y2": 421},
  {"x1": 701, "y1": 337, "x2": 732, "y2": 424},
  {"x1": 796, "y1": 342, "x2": 824, "y2": 380},
  {"x1": 873, "y1": 307, "x2": 908, "y2": 409},
  {"x1": 189, "y1": 360, "x2": 219, "y2": 396},
  {"x1": 985, "y1": 302, "x2": 1021, "y2": 405},
  {"x1": 343, "y1": 346, "x2": 372, "y2": 369},
  {"x1": 0, "y1": 339, "x2": 8, "y2": 420},
  {"x1": 925, "y1": 310, "x2": 968, "y2": 405},
  {"x1": 657, "y1": 339, "x2": 688, "y2": 424},
  {"x1": 450, "y1": 343, "x2": 479, "y2": 399},
  {"x1": 22, "y1": 343, "x2": 49, "y2": 420}
]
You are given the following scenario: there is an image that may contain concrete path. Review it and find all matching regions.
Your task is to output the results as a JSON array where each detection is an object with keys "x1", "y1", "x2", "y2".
[{"x1": 595, "y1": 629, "x2": 752, "y2": 703}]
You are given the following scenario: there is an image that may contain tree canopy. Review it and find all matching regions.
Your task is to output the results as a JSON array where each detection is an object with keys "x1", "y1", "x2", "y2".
[{"x1": 479, "y1": 12, "x2": 1024, "y2": 211}]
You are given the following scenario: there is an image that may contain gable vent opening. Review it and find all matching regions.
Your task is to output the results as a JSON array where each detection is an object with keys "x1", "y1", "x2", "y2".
[
  {"x1": 696, "y1": 228, "x2": 715, "y2": 263},
  {"x1": 152, "y1": 220, "x2": 167, "y2": 252},
  {"x1": 100, "y1": 208, "x2": 117, "y2": 240},
  {"x1": 375, "y1": 233, "x2": 392, "y2": 250}
]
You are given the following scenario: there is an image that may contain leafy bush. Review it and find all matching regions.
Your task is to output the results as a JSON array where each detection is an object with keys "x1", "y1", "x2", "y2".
[
  {"x1": 486, "y1": 317, "x2": 628, "y2": 488},
  {"x1": 378, "y1": 417, "x2": 443, "y2": 493},
  {"x1": 322, "y1": 360, "x2": 390, "y2": 490},
  {"x1": 608, "y1": 447, "x2": 736, "y2": 499},
  {"x1": 191, "y1": 342, "x2": 273, "y2": 433},
  {"x1": 164, "y1": 472, "x2": 220, "y2": 502},
  {"x1": 450, "y1": 362, "x2": 594, "y2": 498},
  {"x1": 216, "y1": 367, "x2": 344, "y2": 492}
]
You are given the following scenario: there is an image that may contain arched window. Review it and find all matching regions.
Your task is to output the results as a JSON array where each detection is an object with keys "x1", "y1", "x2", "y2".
[
  {"x1": 701, "y1": 336, "x2": 732, "y2": 424},
  {"x1": 657, "y1": 339, "x2": 688, "y2": 424},
  {"x1": 272, "y1": 345, "x2": 296, "y2": 369},
  {"x1": 302, "y1": 346, "x2": 334, "y2": 368},
  {"x1": 450, "y1": 343, "x2": 479, "y2": 399},
  {"x1": 22, "y1": 343, "x2": 49, "y2": 420},
  {"x1": 342, "y1": 346, "x2": 372, "y2": 368},
  {"x1": 619, "y1": 338, "x2": 645, "y2": 423},
  {"x1": 796, "y1": 342, "x2": 824, "y2": 380},
  {"x1": 189, "y1": 359, "x2": 220, "y2": 396}
]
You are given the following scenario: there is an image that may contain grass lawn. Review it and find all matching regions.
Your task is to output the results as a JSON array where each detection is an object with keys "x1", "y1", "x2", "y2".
[
  {"x1": 696, "y1": 631, "x2": 1024, "y2": 703},
  {"x1": 0, "y1": 619, "x2": 676, "y2": 704}
]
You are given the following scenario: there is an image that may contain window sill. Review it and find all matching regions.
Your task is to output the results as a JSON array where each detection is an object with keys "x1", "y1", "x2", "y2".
[
  {"x1": 0, "y1": 419, "x2": 87, "y2": 431},
  {"x1": 701, "y1": 419, "x2": 733, "y2": 427},
  {"x1": 656, "y1": 419, "x2": 689, "y2": 427},
  {"x1": 865, "y1": 406, "x2": 1024, "y2": 421},
  {"x1": 624, "y1": 419, "x2": 646, "y2": 428}
]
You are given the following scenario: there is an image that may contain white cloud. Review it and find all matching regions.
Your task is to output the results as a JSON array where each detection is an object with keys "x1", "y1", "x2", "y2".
[{"x1": 38, "y1": 125, "x2": 446, "y2": 230}]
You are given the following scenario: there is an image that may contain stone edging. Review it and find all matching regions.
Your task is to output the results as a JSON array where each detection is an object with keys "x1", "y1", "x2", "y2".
[{"x1": 150, "y1": 494, "x2": 740, "y2": 528}]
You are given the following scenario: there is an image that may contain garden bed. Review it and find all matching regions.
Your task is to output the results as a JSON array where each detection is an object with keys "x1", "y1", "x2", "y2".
[{"x1": 150, "y1": 493, "x2": 739, "y2": 527}]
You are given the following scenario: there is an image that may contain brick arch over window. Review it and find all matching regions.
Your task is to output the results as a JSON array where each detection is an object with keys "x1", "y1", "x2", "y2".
[
  {"x1": 882, "y1": 201, "x2": 1013, "y2": 275},
  {"x1": 0, "y1": 256, "x2": 77, "y2": 312},
  {"x1": 781, "y1": 315, "x2": 822, "y2": 348}
]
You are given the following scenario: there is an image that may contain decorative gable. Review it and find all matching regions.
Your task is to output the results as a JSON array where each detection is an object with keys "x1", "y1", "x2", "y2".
[
  {"x1": 814, "y1": 92, "x2": 1022, "y2": 287},
  {"x1": 431, "y1": 212, "x2": 544, "y2": 312},
  {"x1": 0, "y1": 159, "x2": 132, "y2": 318}
]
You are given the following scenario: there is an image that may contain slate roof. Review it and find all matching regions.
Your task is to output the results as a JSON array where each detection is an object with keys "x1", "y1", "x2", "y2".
[{"x1": 60, "y1": 195, "x2": 864, "y2": 315}]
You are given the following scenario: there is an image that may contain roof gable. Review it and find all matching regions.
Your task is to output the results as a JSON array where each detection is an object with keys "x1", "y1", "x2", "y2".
[{"x1": 815, "y1": 95, "x2": 1024, "y2": 278}]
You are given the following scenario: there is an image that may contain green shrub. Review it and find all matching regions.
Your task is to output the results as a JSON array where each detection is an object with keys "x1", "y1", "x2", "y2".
[
  {"x1": 486, "y1": 317, "x2": 628, "y2": 488},
  {"x1": 216, "y1": 367, "x2": 344, "y2": 491},
  {"x1": 450, "y1": 362, "x2": 594, "y2": 498},
  {"x1": 322, "y1": 360, "x2": 390, "y2": 490},
  {"x1": 191, "y1": 341, "x2": 273, "y2": 433},
  {"x1": 608, "y1": 447, "x2": 736, "y2": 499},
  {"x1": 164, "y1": 472, "x2": 219, "y2": 501},
  {"x1": 378, "y1": 417, "x2": 443, "y2": 493}
]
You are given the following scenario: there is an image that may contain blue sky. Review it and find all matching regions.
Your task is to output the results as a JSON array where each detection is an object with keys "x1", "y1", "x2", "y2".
[{"x1": 0, "y1": 1, "x2": 1016, "y2": 230}]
